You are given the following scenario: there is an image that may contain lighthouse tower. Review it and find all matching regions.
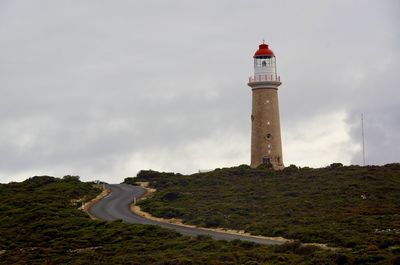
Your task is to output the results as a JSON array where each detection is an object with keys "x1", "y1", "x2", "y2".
[{"x1": 248, "y1": 41, "x2": 284, "y2": 169}]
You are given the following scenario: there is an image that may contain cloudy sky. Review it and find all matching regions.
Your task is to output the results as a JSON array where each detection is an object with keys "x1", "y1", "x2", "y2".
[{"x1": 1, "y1": 0, "x2": 399, "y2": 183}]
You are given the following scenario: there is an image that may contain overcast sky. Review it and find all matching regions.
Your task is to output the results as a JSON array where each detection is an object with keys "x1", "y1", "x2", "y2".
[{"x1": 1, "y1": 0, "x2": 399, "y2": 183}]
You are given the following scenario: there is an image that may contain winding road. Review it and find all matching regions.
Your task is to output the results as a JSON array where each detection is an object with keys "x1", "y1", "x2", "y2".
[{"x1": 89, "y1": 184, "x2": 282, "y2": 245}]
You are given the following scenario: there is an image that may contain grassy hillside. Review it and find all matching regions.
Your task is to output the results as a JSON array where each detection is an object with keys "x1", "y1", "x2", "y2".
[
  {"x1": 125, "y1": 164, "x2": 400, "y2": 264},
  {"x1": 0, "y1": 175, "x2": 352, "y2": 265}
]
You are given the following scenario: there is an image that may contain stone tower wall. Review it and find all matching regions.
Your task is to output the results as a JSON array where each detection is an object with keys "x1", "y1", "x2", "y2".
[{"x1": 250, "y1": 86, "x2": 284, "y2": 169}]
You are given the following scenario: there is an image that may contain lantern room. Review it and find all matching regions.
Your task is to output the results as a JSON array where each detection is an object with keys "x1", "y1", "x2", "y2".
[{"x1": 251, "y1": 42, "x2": 279, "y2": 82}]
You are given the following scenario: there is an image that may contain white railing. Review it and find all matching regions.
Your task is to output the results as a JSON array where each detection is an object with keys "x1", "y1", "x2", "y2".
[{"x1": 249, "y1": 74, "x2": 280, "y2": 83}]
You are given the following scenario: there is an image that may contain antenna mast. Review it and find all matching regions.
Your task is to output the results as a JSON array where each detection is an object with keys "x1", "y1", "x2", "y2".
[{"x1": 361, "y1": 113, "x2": 366, "y2": 166}]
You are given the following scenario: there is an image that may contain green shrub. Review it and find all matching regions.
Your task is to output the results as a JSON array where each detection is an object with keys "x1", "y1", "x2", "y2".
[
  {"x1": 161, "y1": 192, "x2": 181, "y2": 201},
  {"x1": 274, "y1": 240, "x2": 302, "y2": 253},
  {"x1": 329, "y1": 163, "x2": 344, "y2": 168}
]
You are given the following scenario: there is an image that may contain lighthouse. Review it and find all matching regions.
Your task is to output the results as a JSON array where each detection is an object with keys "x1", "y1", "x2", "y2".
[{"x1": 248, "y1": 41, "x2": 284, "y2": 169}]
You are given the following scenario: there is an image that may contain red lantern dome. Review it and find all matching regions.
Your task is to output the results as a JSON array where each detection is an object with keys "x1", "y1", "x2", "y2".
[{"x1": 254, "y1": 42, "x2": 274, "y2": 57}]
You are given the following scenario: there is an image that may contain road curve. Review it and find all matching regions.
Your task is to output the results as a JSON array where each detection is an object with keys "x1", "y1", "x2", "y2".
[{"x1": 89, "y1": 184, "x2": 282, "y2": 245}]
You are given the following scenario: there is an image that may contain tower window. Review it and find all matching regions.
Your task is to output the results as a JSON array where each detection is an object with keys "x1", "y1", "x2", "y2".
[
  {"x1": 265, "y1": 133, "x2": 273, "y2": 140},
  {"x1": 262, "y1": 61, "x2": 267, "y2": 67}
]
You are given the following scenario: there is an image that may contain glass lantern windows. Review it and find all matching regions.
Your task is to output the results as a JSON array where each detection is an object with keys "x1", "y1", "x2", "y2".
[{"x1": 254, "y1": 56, "x2": 275, "y2": 68}]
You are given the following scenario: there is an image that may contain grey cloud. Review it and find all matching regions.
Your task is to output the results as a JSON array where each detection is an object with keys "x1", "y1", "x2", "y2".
[{"x1": 0, "y1": 0, "x2": 399, "y2": 183}]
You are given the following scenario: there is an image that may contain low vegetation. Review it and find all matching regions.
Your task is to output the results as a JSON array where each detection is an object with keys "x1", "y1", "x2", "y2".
[
  {"x1": 0, "y1": 174, "x2": 360, "y2": 264},
  {"x1": 125, "y1": 163, "x2": 400, "y2": 264}
]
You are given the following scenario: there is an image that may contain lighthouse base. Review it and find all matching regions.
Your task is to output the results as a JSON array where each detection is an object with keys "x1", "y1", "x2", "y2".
[{"x1": 250, "y1": 160, "x2": 285, "y2": 170}]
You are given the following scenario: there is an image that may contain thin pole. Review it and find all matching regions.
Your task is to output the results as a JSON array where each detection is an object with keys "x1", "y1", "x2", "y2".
[{"x1": 361, "y1": 113, "x2": 366, "y2": 166}]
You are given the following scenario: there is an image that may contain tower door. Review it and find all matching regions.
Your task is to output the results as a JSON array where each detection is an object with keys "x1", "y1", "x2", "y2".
[{"x1": 262, "y1": 157, "x2": 271, "y2": 165}]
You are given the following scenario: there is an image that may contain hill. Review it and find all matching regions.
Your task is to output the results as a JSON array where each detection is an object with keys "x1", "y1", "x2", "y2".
[
  {"x1": 1, "y1": 174, "x2": 350, "y2": 265},
  {"x1": 125, "y1": 163, "x2": 400, "y2": 264}
]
